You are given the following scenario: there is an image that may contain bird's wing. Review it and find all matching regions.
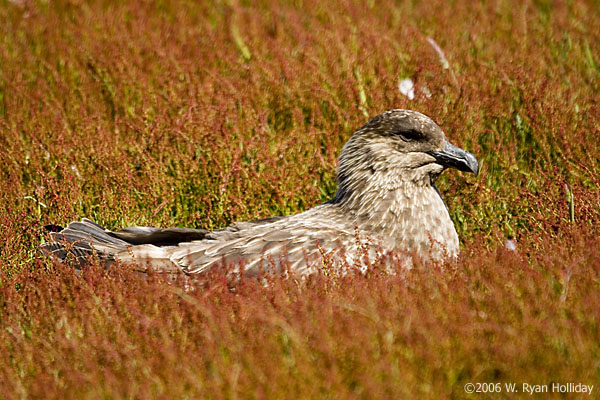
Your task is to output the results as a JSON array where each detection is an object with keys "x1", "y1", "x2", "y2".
[
  {"x1": 166, "y1": 217, "x2": 360, "y2": 276},
  {"x1": 91, "y1": 207, "x2": 380, "y2": 275},
  {"x1": 108, "y1": 226, "x2": 209, "y2": 246},
  {"x1": 107, "y1": 215, "x2": 287, "y2": 246}
]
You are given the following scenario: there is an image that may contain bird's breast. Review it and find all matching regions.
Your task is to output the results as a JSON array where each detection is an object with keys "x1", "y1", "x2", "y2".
[{"x1": 349, "y1": 184, "x2": 459, "y2": 261}]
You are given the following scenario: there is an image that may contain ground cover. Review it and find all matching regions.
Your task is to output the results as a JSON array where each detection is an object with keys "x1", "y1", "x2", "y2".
[{"x1": 0, "y1": 0, "x2": 599, "y2": 398}]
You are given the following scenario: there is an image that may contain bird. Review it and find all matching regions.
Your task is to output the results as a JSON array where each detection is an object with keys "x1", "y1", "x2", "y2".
[{"x1": 41, "y1": 109, "x2": 479, "y2": 276}]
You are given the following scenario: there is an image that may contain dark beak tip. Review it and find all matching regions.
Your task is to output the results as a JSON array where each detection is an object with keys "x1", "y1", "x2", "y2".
[{"x1": 466, "y1": 153, "x2": 479, "y2": 177}]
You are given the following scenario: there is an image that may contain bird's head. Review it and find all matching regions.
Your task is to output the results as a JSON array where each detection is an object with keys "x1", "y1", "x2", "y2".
[{"x1": 334, "y1": 109, "x2": 478, "y2": 202}]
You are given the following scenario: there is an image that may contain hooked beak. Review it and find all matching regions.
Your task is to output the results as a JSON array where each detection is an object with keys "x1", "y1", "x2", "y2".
[{"x1": 427, "y1": 141, "x2": 479, "y2": 176}]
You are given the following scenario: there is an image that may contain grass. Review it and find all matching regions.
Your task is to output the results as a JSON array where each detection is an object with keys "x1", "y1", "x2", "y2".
[{"x1": 1, "y1": 0, "x2": 599, "y2": 398}]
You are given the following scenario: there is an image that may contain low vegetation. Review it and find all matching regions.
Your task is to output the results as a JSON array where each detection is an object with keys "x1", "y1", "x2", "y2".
[{"x1": 1, "y1": 0, "x2": 598, "y2": 398}]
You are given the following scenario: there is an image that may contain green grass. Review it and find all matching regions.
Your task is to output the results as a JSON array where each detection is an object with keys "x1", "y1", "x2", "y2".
[{"x1": 1, "y1": 0, "x2": 599, "y2": 398}]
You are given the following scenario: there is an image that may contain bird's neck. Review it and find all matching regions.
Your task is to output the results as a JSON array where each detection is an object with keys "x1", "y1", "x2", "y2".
[{"x1": 330, "y1": 168, "x2": 459, "y2": 259}]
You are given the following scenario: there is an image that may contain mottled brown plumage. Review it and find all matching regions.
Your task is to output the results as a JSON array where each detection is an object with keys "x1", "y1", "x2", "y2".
[{"x1": 42, "y1": 110, "x2": 478, "y2": 276}]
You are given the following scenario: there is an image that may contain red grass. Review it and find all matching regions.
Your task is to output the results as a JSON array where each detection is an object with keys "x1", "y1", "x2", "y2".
[{"x1": 1, "y1": 0, "x2": 599, "y2": 398}]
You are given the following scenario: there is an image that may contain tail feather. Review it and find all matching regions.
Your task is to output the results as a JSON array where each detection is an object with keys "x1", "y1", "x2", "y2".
[
  {"x1": 58, "y1": 220, "x2": 129, "y2": 245},
  {"x1": 41, "y1": 218, "x2": 129, "y2": 267}
]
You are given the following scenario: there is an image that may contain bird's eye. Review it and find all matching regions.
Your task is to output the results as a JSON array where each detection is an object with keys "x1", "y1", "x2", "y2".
[{"x1": 398, "y1": 130, "x2": 424, "y2": 142}]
